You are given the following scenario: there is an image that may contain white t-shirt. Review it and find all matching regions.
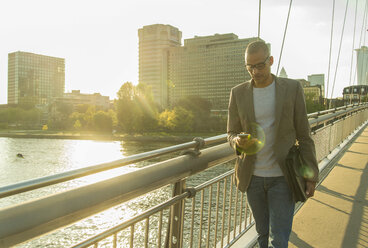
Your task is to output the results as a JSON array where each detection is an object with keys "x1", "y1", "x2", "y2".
[{"x1": 252, "y1": 80, "x2": 283, "y2": 177}]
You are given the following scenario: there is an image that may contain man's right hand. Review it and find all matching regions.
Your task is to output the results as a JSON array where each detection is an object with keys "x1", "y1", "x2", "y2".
[{"x1": 234, "y1": 136, "x2": 258, "y2": 153}]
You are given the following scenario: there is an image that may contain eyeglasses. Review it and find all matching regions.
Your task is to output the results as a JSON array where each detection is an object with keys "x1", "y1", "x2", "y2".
[{"x1": 246, "y1": 56, "x2": 270, "y2": 71}]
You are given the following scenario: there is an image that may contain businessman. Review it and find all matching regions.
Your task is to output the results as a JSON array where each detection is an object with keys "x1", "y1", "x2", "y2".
[{"x1": 227, "y1": 40, "x2": 319, "y2": 248}]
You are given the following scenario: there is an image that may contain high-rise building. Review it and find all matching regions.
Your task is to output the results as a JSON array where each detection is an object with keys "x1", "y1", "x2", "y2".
[
  {"x1": 167, "y1": 34, "x2": 259, "y2": 110},
  {"x1": 8, "y1": 51, "x2": 65, "y2": 105},
  {"x1": 356, "y1": 46, "x2": 368, "y2": 85},
  {"x1": 138, "y1": 24, "x2": 182, "y2": 107},
  {"x1": 308, "y1": 74, "x2": 325, "y2": 97}
]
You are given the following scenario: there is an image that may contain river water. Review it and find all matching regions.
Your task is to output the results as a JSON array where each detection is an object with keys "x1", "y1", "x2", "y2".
[{"x1": 0, "y1": 137, "x2": 234, "y2": 247}]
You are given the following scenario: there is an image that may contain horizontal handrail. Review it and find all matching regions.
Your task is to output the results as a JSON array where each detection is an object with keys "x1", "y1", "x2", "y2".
[
  {"x1": 307, "y1": 103, "x2": 367, "y2": 119},
  {"x1": 0, "y1": 104, "x2": 367, "y2": 199},
  {"x1": 0, "y1": 143, "x2": 237, "y2": 247},
  {"x1": 309, "y1": 105, "x2": 365, "y2": 127},
  {"x1": 0, "y1": 134, "x2": 227, "y2": 199}
]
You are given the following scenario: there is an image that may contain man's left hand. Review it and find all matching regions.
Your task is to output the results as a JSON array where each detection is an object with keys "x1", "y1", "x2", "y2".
[{"x1": 306, "y1": 181, "x2": 317, "y2": 198}]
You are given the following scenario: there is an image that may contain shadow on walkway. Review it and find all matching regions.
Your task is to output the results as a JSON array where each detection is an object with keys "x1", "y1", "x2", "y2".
[
  {"x1": 289, "y1": 231, "x2": 314, "y2": 248},
  {"x1": 289, "y1": 126, "x2": 368, "y2": 248},
  {"x1": 341, "y1": 162, "x2": 368, "y2": 247}
]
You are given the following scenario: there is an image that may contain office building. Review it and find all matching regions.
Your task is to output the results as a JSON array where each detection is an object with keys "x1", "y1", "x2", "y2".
[
  {"x1": 167, "y1": 34, "x2": 259, "y2": 110},
  {"x1": 356, "y1": 46, "x2": 368, "y2": 85},
  {"x1": 343, "y1": 85, "x2": 368, "y2": 104},
  {"x1": 8, "y1": 51, "x2": 65, "y2": 105},
  {"x1": 308, "y1": 74, "x2": 325, "y2": 97},
  {"x1": 297, "y1": 79, "x2": 322, "y2": 103},
  {"x1": 138, "y1": 24, "x2": 182, "y2": 107},
  {"x1": 54, "y1": 90, "x2": 110, "y2": 110}
]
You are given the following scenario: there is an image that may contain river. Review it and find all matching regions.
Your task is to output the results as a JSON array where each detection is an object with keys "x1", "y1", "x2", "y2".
[{"x1": 0, "y1": 137, "x2": 234, "y2": 247}]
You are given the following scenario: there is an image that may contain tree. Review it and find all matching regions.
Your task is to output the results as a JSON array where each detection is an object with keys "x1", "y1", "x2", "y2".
[
  {"x1": 75, "y1": 104, "x2": 92, "y2": 113},
  {"x1": 305, "y1": 93, "x2": 324, "y2": 114},
  {"x1": 159, "y1": 107, "x2": 194, "y2": 132},
  {"x1": 48, "y1": 102, "x2": 73, "y2": 130},
  {"x1": 116, "y1": 82, "x2": 136, "y2": 133},
  {"x1": 174, "y1": 96, "x2": 212, "y2": 131},
  {"x1": 134, "y1": 83, "x2": 159, "y2": 132},
  {"x1": 115, "y1": 82, "x2": 159, "y2": 133},
  {"x1": 73, "y1": 120, "x2": 82, "y2": 130},
  {"x1": 93, "y1": 111, "x2": 113, "y2": 132},
  {"x1": 83, "y1": 105, "x2": 96, "y2": 130},
  {"x1": 22, "y1": 108, "x2": 42, "y2": 128}
]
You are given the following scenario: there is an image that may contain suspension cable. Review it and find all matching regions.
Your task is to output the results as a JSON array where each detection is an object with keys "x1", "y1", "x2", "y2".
[
  {"x1": 276, "y1": 0, "x2": 293, "y2": 76},
  {"x1": 258, "y1": 0, "x2": 261, "y2": 39},
  {"x1": 326, "y1": 0, "x2": 336, "y2": 108},
  {"x1": 330, "y1": 0, "x2": 350, "y2": 104}
]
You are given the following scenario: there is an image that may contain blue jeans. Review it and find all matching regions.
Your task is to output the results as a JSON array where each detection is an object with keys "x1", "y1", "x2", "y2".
[{"x1": 247, "y1": 175, "x2": 295, "y2": 248}]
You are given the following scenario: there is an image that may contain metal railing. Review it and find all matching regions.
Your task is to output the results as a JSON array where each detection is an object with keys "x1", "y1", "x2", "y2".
[{"x1": 0, "y1": 103, "x2": 367, "y2": 248}]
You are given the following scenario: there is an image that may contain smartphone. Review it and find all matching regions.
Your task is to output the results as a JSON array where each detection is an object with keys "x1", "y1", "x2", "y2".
[{"x1": 237, "y1": 133, "x2": 250, "y2": 139}]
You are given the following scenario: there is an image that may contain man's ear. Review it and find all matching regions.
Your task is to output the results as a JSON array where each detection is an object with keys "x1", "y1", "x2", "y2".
[{"x1": 269, "y1": 56, "x2": 274, "y2": 66}]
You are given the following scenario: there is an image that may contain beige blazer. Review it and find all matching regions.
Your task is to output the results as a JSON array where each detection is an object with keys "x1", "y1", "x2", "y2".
[{"x1": 227, "y1": 75, "x2": 319, "y2": 192}]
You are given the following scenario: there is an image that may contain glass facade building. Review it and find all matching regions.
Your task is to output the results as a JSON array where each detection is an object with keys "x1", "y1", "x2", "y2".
[
  {"x1": 167, "y1": 34, "x2": 259, "y2": 110},
  {"x1": 138, "y1": 25, "x2": 262, "y2": 111},
  {"x1": 138, "y1": 24, "x2": 182, "y2": 108},
  {"x1": 356, "y1": 46, "x2": 368, "y2": 86},
  {"x1": 8, "y1": 51, "x2": 65, "y2": 105},
  {"x1": 308, "y1": 74, "x2": 325, "y2": 98}
]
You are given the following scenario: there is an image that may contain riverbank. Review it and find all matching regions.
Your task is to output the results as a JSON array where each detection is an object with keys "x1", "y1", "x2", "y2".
[{"x1": 0, "y1": 130, "x2": 223, "y2": 142}]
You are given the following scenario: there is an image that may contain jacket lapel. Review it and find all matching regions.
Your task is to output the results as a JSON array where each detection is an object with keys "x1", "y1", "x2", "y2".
[{"x1": 274, "y1": 76, "x2": 286, "y2": 136}]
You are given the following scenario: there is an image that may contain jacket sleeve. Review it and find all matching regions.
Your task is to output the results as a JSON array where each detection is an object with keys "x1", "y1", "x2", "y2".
[
  {"x1": 227, "y1": 88, "x2": 242, "y2": 156},
  {"x1": 294, "y1": 82, "x2": 319, "y2": 182}
]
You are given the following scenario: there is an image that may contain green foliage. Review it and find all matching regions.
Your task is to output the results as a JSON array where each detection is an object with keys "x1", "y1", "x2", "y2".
[
  {"x1": 115, "y1": 82, "x2": 159, "y2": 133},
  {"x1": 73, "y1": 120, "x2": 82, "y2": 130},
  {"x1": 74, "y1": 104, "x2": 91, "y2": 113},
  {"x1": 0, "y1": 109, "x2": 9, "y2": 123},
  {"x1": 305, "y1": 93, "x2": 324, "y2": 114},
  {"x1": 48, "y1": 102, "x2": 74, "y2": 130},
  {"x1": 159, "y1": 107, "x2": 194, "y2": 132},
  {"x1": 69, "y1": 106, "x2": 114, "y2": 132},
  {"x1": 0, "y1": 107, "x2": 42, "y2": 128},
  {"x1": 93, "y1": 111, "x2": 113, "y2": 132},
  {"x1": 174, "y1": 96, "x2": 212, "y2": 131}
]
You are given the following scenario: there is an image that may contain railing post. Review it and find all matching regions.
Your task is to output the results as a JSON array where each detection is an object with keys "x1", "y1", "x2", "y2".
[{"x1": 165, "y1": 179, "x2": 186, "y2": 248}]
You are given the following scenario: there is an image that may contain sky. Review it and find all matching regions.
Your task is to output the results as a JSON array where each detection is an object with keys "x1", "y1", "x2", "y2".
[{"x1": 0, "y1": 0, "x2": 367, "y2": 104}]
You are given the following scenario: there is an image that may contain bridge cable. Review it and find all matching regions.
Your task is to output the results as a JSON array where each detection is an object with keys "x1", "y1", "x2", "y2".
[
  {"x1": 276, "y1": 0, "x2": 293, "y2": 76},
  {"x1": 326, "y1": 0, "x2": 336, "y2": 108},
  {"x1": 352, "y1": 0, "x2": 368, "y2": 87},
  {"x1": 258, "y1": 0, "x2": 261, "y2": 39},
  {"x1": 330, "y1": 0, "x2": 350, "y2": 106},
  {"x1": 348, "y1": 0, "x2": 358, "y2": 105}
]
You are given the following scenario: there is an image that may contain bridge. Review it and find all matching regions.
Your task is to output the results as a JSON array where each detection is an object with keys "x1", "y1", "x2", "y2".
[{"x1": 0, "y1": 103, "x2": 367, "y2": 248}]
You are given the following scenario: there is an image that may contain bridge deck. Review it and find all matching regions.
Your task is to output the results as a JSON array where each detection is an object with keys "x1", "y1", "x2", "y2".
[{"x1": 289, "y1": 126, "x2": 368, "y2": 248}]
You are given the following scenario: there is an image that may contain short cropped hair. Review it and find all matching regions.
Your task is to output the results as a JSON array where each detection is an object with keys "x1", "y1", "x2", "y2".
[{"x1": 246, "y1": 41, "x2": 270, "y2": 57}]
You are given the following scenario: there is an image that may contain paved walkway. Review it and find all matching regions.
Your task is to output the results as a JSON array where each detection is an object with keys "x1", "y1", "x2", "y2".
[{"x1": 289, "y1": 126, "x2": 368, "y2": 248}]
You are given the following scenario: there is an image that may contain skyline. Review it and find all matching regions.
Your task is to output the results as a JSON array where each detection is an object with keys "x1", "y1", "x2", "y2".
[{"x1": 0, "y1": 0, "x2": 367, "y2": 104}]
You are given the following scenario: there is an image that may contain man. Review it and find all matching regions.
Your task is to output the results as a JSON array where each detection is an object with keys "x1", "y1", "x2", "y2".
[{"x1": 227, "y1": 40, "x2": 319, "y2": 248}]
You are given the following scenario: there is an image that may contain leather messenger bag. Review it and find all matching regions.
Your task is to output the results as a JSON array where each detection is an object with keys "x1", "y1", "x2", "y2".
[{"x1": 285, "y1": 145, "x2": 308, "y2": 202}]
